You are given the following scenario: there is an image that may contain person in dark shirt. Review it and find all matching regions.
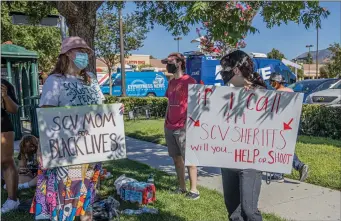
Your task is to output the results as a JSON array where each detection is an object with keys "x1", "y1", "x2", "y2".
[
  {"x1": 1, "y1": 78, "x2": 20, "y2": 214},
  {"x1": 219, "y1": 50, "x2": 266, "y2": 221}
]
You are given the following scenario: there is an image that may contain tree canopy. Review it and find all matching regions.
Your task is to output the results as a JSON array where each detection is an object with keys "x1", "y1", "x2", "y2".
[
  {"x1": 95, "y1": 4, "x2": 148, "y2": 95},
  {"x1": 325, "y1": 43, "x2": 341, "y2": 78},
  {"x1": 1, "y1": 1, "x2": 61, "y2": 73},
  {"x1": 267, "y1": 48, "x2": 286, "y2": 60},
  {"x1": 133, "y1": 1, "x2": 329, "y2": 56},
  {"x1": 2, "y1": 1, "x2": 331, "y2": 68}
]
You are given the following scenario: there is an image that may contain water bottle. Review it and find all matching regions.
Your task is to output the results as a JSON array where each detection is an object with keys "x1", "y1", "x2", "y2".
[
  {"x1": 141, "y1": 207, "x2": 158, "y2": 214},
  {"x1": 147, "y1": 174, "x2": 154, "y2": 184},
  {"x1": 122, "y1": 209, "x2": 143, "y2": 215}
]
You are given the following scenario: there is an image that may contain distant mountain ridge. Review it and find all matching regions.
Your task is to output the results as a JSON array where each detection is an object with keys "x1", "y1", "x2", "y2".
[{"x1": 294, "y1": 48, "x2": 332, "y2": 64}]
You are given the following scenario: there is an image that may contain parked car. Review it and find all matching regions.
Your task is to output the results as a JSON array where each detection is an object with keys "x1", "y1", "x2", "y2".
[
  {"x1": 287, "y1": 78, "x2": 339, "y2": 102},
  {"x1": 100, "y1": 71, "x2": 168, "y2": 97},
  {"x1": 305, "y1": 80, "x2": 341, "y2": 106}
]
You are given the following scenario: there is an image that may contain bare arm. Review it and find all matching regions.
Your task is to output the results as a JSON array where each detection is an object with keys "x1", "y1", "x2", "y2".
[
  {"x1": 2, "y1": 95, "x2": 18, "y2": 113},
  {"x1": 2, "y1": 83, "x2": 18, "y2": 113},
  {"x1": 165, "y1": 104, "x2": 169, "y2": 119}
]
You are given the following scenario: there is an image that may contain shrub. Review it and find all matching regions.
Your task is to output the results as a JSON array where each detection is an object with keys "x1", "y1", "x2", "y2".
[
  {"x1": 300, "y1": 105, "x2": 341, "y2": 140},
  {"x1": 105, "y1": 96, "x2": 341, "y2": 139}
]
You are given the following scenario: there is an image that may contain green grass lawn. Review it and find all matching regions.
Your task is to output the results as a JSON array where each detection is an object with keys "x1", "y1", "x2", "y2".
[
  {"x1": 125, "y1": 119, "x2": 341, "y2": 190},
  {"x1": 1, "y1": 159, "x2": 284, "y2": 221}
]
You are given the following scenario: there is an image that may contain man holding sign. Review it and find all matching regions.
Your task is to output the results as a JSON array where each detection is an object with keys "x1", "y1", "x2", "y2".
[{"x1": 185, "y1": 50, "x2": 304, "y2": 220}]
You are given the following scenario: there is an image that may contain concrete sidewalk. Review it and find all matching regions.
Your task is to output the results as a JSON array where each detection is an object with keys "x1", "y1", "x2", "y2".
[{"x1": 126, "y1": 137, "x2": 341, "y2": 221}]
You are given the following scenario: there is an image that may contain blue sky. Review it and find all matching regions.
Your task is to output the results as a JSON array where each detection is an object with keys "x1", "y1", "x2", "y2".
[{"x1": 124, "y1": 2, "x2": 340, "y2": 60}]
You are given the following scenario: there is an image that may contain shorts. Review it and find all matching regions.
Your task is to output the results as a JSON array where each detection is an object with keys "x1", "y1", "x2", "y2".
[
  {"x1": 1, "y1": 112, "x2": 14, "y2": 133},
  {"x1": 164, "y1": 127, "x2": 186, "y2": 158}
]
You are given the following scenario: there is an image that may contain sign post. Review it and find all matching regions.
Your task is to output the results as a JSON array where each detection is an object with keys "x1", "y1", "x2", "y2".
[
  {"x1": 185, "y1": 85, "x2": 304, "y2": 174},
  {"x1": 37, "y1": 104, "x2": 126, "y2": 168}
]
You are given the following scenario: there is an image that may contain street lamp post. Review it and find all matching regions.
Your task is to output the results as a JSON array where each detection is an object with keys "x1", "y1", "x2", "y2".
[
  {"x1": 306, "y1": 44, "x2": 313, "y2": 79},
  {"x1": 316, "y1": 26, "x2": 319, "y2": 79},
  {"x1": 10, "y1": 12, "x2": 65, "y2": 41},
  {"x1": 174, "y1": 37, "x2": 182, "y2": 52},
  {"x1": 119, "y1": 7, "x2": 127, "y2": 97}
]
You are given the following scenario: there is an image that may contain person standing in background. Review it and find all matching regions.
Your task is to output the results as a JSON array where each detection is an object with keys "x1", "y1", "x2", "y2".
[
  {"x1": 269, "y1": 72, "x2": 309, "y2": 183},
  {"x1": 1, "y1": 78, "x2": 20, "y2": 214},
  {"x1": 162, "y1": 53, "x2": 200, "y2": 200}
]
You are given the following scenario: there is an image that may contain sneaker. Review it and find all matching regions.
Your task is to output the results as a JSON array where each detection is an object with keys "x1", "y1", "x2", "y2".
[
  {"x1": 172, "y1": 187, "x2": 187, "y2": 195},
  {"x1": 18, "y1": 182, "x2": 31, "y2": 190},
  {"x1": 186, "y1": 191, "x2": 200, "y2": 200},
  {"x1": 1, "y1": 198, "x2": 20, "y2": 214},
  {"x1": 4, "y1": 183, "x2": 29, "y2": 191},
  {"x1": 299, "y1": 164, "x2": 309, "y2": 182},
  {"x1": 271, "y1": 175, "x2": 285, "y2": 183}
]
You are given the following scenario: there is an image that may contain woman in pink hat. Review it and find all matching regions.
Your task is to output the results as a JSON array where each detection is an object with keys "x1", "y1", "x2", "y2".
[{"x1": 30, "y1": 37, "x2": 104, "y2": 221}]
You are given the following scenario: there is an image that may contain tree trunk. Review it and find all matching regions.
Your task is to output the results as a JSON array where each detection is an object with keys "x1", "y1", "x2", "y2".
[{"x1": 54, "y1": 1, "x2": 103, "y2": 74}]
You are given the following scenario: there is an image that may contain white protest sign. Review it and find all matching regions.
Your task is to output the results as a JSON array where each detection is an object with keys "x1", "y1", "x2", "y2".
[
  {"x1": 185, "y1": 84, "x2": 304, "y2": 174},
  {"x1": 37, "y1": 104, "x2": 126, "y2": 168}
]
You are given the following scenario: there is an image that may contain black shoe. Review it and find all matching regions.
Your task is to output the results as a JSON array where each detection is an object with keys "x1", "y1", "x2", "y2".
[
  {"x1": 186, "y1": 191, "x2": 200, "y2": 200},
  {"x1": 172, "y1": 187, "x2": 187, "y2": 195},
  {"x1": 271, "y1": 175, "x2": 285, "y2": 183},
  {"x1": 299, "y1": 164, "x2": 309, "y2": 182}
]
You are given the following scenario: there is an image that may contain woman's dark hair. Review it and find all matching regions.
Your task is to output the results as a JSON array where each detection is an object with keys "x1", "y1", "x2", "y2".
[
  {"x1": 50, "y1": 53, "x2": 91, "y2": 84},
  {"x1": 220, "y1": 50, "x2": 266, "y2": 88}
]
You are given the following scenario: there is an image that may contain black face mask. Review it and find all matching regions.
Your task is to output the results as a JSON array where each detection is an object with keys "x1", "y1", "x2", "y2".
[
  {"x1": 166, "y1": 63, "x2": 178, "y2": 74},
  {"x1": 221, "y1": 70, "x2": 235, "y2": 85}
]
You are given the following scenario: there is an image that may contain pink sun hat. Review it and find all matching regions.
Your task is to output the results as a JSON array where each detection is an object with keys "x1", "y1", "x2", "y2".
[{"x1": 60, "y1": 36, "x2": 93, "y2": 55}]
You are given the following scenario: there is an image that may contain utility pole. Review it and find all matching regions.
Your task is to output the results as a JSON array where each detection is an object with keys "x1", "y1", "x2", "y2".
[
  {"x1": 306, "y1": 44, "x2": 313, "y2": 79},
  {"x1": 316, "y1": 26, "x2": 319, "y2": 79},
  {"x1": 174, "y1": 37, "x2": 182, "y2": 52},
  {"x1": 119, "y1": 7, "x2": 127, "y2": 97}
]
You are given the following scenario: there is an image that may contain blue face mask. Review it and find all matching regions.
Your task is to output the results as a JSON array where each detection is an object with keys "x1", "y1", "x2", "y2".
[{"x1": 73, "y1": 52, "x2": 89, "y2": 70}]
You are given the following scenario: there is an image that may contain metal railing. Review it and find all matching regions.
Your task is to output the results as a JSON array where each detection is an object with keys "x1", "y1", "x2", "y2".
[{"x1": 126, "y1": 105, "x2": 162, "y2": 121}]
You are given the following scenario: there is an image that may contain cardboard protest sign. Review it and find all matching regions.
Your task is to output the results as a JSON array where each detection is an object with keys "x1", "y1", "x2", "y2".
[
  {"x1": 37, "y1": 104, "x2": 126, "y2": 168},
  {"x1": 185, "y1": 84, "x2": 304, "y2": 174}
]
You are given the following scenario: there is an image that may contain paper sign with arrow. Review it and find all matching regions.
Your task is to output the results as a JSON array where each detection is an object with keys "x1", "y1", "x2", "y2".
[{"x1": 185, "y1": 84, "x2": 304, "y2": 174}]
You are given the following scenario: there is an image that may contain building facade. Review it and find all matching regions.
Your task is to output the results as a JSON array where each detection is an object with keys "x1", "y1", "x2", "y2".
[{"x1": 303, "y1": 64, "x2": 326, "y2": 79}]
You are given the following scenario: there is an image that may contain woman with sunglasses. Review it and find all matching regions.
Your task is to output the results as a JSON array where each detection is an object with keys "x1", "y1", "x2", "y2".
[{"x1": 219, "y1": 50, "x2": 266, "y2": 221}]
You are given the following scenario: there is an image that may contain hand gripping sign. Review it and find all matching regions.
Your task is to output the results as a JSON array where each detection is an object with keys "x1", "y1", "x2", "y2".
[
  {"x1": 185, "y1": 84, "x2": 304, "y2": 174},
  {"x1": 37, "y1": 104, "x2": 126, "y2": 168}
]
